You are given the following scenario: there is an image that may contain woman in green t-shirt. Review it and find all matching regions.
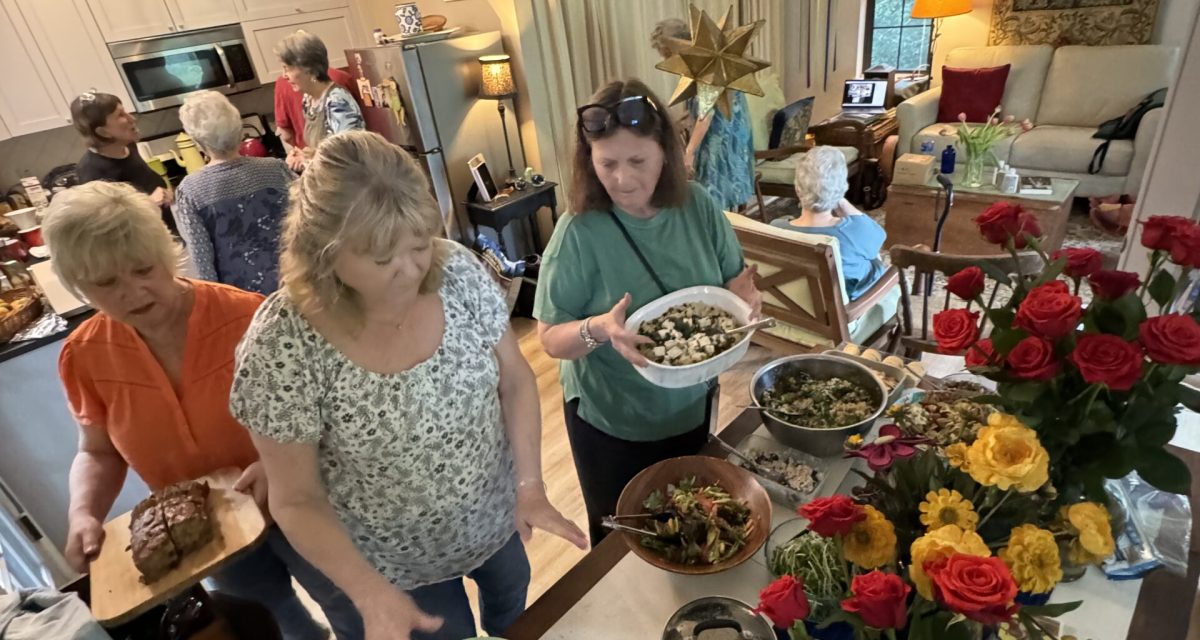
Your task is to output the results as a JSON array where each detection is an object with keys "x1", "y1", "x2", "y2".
[{"x1": 533, "y1": 79, "x2": 762, "y2": 544}]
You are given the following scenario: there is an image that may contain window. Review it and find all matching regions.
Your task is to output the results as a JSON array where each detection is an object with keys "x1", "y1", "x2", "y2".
[{"x1": 865, "y1": 0, "x2": 932, "y2": 72}]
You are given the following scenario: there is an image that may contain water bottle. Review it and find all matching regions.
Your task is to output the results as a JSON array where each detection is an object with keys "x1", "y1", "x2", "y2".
[
  {"x1": 940, "y1": 145, "x2": 957, "y2": 174},
  {"x1": 919, "y1": 139, "x2": 935, "y2": 155}
]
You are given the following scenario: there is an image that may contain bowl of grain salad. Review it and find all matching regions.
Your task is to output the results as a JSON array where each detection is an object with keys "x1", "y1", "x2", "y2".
[
  {"x1": 623, "y1": 285, "x2": 756, "y2": 389},
  {"x1": 750, "y1": 354, "x2": 888, "y2": 457}
]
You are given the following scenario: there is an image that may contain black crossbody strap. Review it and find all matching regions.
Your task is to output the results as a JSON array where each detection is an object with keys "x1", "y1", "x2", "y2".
[{"x1": 607, "y1": 210, "x2": 669, "y2": 296}]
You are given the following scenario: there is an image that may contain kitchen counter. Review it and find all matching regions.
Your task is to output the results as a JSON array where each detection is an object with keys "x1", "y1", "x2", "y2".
[{"x1": 0, "y1": 309, "x2": 94, "y2": 365}]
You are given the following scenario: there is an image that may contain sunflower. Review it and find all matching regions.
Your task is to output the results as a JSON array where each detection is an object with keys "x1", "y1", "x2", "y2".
[
  {"x1": 919, "y1": 488, "x2": 979, "y2": 531},
  {"x1": 842, "y1": 505, "x2": 897, "y2": 569}
]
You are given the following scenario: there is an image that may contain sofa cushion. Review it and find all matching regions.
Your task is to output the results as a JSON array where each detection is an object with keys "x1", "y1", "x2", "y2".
[
  {"x1": 937, "y1": 65, "x2": 1010, "y2": 123},
  {"x1": 1036, "y1": 45, "x2": 1180, "y2": 128},
  {"x1": 916, "y1": 123, "x2": 1015, "y2": 165},
  {"x1": 944, "y1": 45, "x2": 1054, "y2": 123},
  {"x1": 1009, "y1": 125, "x2": 1134, "y2": 176},
  {"x1": 755, "y1": 147, "x2": 859, "y2": 185}
]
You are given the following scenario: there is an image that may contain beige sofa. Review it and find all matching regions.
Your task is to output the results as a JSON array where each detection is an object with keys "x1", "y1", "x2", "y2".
[{"x1": 897, "y1": 45, "x2": 1178, "y2": 197}]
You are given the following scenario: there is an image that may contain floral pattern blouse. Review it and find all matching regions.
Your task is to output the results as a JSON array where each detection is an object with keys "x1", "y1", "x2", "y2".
[{"x1": 229, "y1": 240, "x2": 517, "y2": 589}]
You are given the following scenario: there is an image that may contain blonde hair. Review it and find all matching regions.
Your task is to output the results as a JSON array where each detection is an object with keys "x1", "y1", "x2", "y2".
[
  {"x1": 42, "y1": 181, "x2": 182, "y2": 298},
  {"x1": 794, "y1": 146, "x2": 849, "y2": 213},
  {"x1": 280, "y1": 130, "x2": 446, "y2": 328},
  {"x1": 179, "y1": 91, "x2": 242, "y2": 155}
]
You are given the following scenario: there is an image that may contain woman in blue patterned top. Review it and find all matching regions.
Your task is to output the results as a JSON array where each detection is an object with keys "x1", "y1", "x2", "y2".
[
  {"x1": 651, "y1": 19, "x2": 756, "y2": 211},
  {"x1": 176, "y1": 91, "x2": 293, "y2": 294},
  {"x1": 276, "y1": 30, "x2": 365, "y2": 171}
]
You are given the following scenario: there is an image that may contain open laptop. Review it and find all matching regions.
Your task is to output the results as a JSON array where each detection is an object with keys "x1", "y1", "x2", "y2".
[{"x1": 840, "y1": 79, "x2": 889, "y2": 119}]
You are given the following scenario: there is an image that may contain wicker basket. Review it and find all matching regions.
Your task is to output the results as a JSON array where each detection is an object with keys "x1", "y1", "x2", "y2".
[{"x1": 0, "y1": 288, "x2": 44, "y2": 344}]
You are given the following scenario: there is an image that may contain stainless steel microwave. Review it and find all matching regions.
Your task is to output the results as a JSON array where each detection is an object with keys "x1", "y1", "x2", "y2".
[{"x1": 109, "y1": 25, "x2": 259, "y2": 112}]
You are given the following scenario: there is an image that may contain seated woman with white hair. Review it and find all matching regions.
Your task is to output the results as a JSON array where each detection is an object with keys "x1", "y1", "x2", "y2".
[
  {"x1": 772, "y1": 146, "x2": 888, "y2": 300},
  {"x1": 175, "y1": 90, "x2": 294, "y2": 294},
  {"x1": 45, "y1": 181, "x2": 363, "y2": 640}
]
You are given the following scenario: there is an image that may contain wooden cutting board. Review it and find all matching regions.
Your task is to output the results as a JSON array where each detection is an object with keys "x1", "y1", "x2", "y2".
[{"x1": 90, "y1": 467, "x2": 268, "y2": 627}]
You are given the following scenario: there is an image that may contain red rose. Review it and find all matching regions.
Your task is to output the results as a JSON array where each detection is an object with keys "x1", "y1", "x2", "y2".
[
  {"x1": 1142, "y1": 215, "x2": 1193, "y2": 252},
  {"x1": 1088, "y1": 270, "x2": 1141, "y2": 300},
  {"x1": 974, "y1": 202, "x2": 1041, "y2": 249},
  {"x1": 1014, "y1": 281, "x2": 1082, "y2": 340},
  {"x1": 1169, "y1": 224, "x2": 1200, "y2": 268},
  {"x1": 840, "y1": 571, "x2": 911, "y2": 630},
  {"x1": 1069, "y1": 334, "x2": 1144, "y2": 391},
  {"x1": 932, "y1": 308, "x2": 980, "y2": 354},
  {"x1": 1052, "y1": 248, "x2": 1103, "y2": 279},
  {"x1": 755, "y1": 575, "x2": 811, "y2": 628},
  {"x1": 925, "y1": 554, "x2": 1020, "y2": 625},
  {"x1": 1006, "y1": 336, "x2": 1061, "y2": 381},
  {"x1": 947, "y1": 266, "x2": 985, "y2": 300},
  {"x1": 1140, "y1": 314, "x2": 1200, "y2": 366},
  {"x1": 964, "y1": 338, "x2": 998, "y2": 368},
  {"x1": 798, "y1": 495, "x2": 865, "y2": 537}
]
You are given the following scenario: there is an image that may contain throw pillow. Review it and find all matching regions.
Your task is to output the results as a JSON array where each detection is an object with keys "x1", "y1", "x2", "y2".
[
  {"x1": 770, "y1": 97, "x2": 815, "y2": 149},
  {"x1": 937, "y1": 64, "x2": 1011, "y2": 123}
]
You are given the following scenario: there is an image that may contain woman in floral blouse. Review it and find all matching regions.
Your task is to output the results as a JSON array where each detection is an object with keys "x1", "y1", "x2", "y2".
[
  {"x1": 230, "y1": 131, "x2": 586, "y2": 640},
  {"x1": 275, "y1": 30, "x2": 364, "y2": 171}
]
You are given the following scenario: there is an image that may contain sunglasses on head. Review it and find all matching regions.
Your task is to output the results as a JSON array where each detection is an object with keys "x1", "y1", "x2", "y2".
[{"x1": 576, "y1": 95, "x2": 662, "y2": 135}]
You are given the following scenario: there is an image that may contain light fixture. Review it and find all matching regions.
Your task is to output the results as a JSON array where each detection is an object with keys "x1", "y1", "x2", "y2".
[
  {"x1": 911, "y1": 0, "x2": 973, "y2": 73},
  {"x1": 478, "y1": 54, "x2": 517, "y2": 183}
]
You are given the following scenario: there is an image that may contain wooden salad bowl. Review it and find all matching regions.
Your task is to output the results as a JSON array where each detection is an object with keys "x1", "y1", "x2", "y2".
[{"x1": 614, "y1": 455, "x2": 771, "y2": 576}]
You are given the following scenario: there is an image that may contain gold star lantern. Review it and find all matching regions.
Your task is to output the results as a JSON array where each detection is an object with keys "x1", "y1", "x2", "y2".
[{"x1": 655, "y1": 4, "x2": 771, "y2": 119}]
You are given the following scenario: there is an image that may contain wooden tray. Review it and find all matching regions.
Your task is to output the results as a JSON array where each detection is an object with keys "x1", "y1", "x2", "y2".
[{"x1": 90, "y1": 468, "x2": 268, "y2": 626}]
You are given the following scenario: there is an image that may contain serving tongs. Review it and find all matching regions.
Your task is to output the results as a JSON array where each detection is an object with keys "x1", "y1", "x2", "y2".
[
  {"x1": 600, "y1": 515, "x2": 660, "y2": 538},
  {"x1": 708, "y1": 434, "x2": 772, "y2": 477}
]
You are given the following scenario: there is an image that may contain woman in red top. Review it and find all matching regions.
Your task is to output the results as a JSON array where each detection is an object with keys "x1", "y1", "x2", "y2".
[{"x1": 45, "y1": 181, "x2": 362, "y2": 640}]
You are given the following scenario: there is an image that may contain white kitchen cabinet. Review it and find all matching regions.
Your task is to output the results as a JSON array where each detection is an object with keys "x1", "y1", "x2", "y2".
[
  {"x1": 235, "y1": 0, "x2": 347, "y2": 22},
  {"x1": 166, "y1": 0, "x2": 240, "y2": 32},
  {"x1": 86, "y1": 0, "x2": 177, "y2": 42},
  {"x1": 14, "y1": 0, "x2": 133, "y2": 110},
  {"x1": 0, "y1": 1, "x2": 72, "y2": 136},
  {"x1": 243, "y1": 7, "x2": 362, "y2": 83}
]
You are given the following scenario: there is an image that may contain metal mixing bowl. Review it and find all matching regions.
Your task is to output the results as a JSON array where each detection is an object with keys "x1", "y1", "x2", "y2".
[{"x1": 750, "y1": 354, "x2": 889, "y2": 457}]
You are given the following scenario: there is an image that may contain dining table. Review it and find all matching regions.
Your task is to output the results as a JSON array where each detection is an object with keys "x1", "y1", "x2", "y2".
[{"x1": 504, "y1": 356, "x2": 1200, "y2": 640}]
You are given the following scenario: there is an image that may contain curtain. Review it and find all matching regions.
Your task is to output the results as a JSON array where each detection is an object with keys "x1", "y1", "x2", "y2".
[{"x1": 740, "y1": 0, "x2": 785, "y2": 71}]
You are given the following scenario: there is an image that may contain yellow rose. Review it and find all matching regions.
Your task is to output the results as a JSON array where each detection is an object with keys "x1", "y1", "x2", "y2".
[
  {"x1": 919, "y1": 488, "x2": 979, "y2": 531},
  {"x1": 965, "y1": 413, "x2": 1050, "y2": 492},
  {"x1": 842, "y1": 504, "x2": 897, "y2": 569},
  {"x1": 1061, "y1": 502, "x2": 1115, "y2": 565},
  {"x1": 847, "y1": 434, "x2": 864, "y2": 447},
  {"x1": 909, "y1": 524, "x2": 991, "y2": 600},
  {"x1": 999, "y1": 525, "x2": 1062, "y2": 594},
  {"x1": 945, "y1": 442, "x2": 970, "y2": 470}
]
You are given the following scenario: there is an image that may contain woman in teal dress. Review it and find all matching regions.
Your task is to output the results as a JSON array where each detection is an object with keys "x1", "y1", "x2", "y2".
[
  {"x1": 686, "y1": 92, "x2": 756, "y2": 211},
  {"x1": 651, "y1": 18, "x2": 756, "y2": 211}
]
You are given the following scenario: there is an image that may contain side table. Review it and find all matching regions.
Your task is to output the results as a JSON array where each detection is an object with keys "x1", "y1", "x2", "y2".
[{"x1": 464, "y1": 181, "x2": 559, "y2": 257}]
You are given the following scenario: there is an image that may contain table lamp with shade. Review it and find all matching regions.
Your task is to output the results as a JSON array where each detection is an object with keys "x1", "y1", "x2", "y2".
[
  {"x1": 911, "y1": 0, "x2": 972, "y2": 70},
  {"x1": 478, "y1": 54, "x2": 518, "y2": 184}
]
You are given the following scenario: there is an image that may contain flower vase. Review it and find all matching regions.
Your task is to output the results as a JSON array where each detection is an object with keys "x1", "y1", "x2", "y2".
[
  {"x1": 1057, "y1": 539, "x2": 1088, "y2": 583},
  {"x1": 964, "y1": 151, "x2": 987, "y2": 188}
]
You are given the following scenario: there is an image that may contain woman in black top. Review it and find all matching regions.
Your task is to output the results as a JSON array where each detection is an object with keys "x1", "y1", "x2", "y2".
[{"x1": 70, "y1": 91, "x2": 177, "y2": 233}]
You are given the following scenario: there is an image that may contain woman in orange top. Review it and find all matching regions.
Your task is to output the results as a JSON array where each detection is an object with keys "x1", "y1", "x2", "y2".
[{"x1": 45, "y1": 181, "x2": 362, "y2": 640}]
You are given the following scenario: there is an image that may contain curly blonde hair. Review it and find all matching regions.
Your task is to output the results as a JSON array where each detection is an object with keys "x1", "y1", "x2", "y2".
[{"x1": 280, "y1": 131, "x2": 446, "y2": 328}]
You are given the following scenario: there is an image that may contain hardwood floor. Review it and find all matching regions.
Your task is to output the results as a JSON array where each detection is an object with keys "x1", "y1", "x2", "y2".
[{"x1": 509, "y1": 317, "x2": 777, "y2": 602}]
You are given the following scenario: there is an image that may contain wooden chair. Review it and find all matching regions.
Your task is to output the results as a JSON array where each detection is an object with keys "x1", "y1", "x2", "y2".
[
  {"x1": 745, "y1": 71, "x2": 862, "y2": 214},
  {"x1": 888, "y1": 244, "x2": 1044, "y2": 357},
  {"x1": 728, "y1": 212, "x2": 901, "y2": 354}
]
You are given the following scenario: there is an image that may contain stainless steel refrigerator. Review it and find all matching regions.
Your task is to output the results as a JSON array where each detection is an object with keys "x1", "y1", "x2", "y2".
[{"x1": 347, "y1": 32, "x2": 514, "y2": 240}]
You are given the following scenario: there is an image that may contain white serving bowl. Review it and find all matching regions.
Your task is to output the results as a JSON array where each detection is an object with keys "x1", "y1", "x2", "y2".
[{"x1": 623, "y1": 285, "x2": 754, "y2": 389}]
